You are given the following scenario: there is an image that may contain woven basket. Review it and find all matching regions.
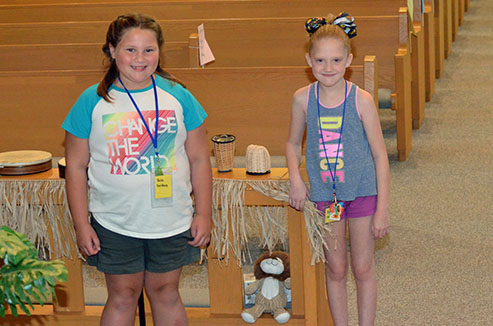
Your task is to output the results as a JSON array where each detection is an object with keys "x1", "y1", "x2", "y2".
[
  {"x1": 246, "y1": 144, "x2": 271, "y2": 175},
  {"x1": 211, "y1": 134, "x2": 236, "y2": 172}
]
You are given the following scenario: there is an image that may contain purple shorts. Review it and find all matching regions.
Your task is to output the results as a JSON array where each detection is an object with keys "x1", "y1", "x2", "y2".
[{"x1": 315, "y1": 195, "x2": 377, "y2": 220}]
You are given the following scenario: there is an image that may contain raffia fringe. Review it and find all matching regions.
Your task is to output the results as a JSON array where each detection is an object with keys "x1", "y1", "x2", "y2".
[
  {"x1": 0, "y1": 180, "x2": 79, "y2": 260},
  {"x1": 1, "y1": 177, "x2": 331, "y2": 264},
  {"x1": 212, "y1": 178, "x2": 332, "y2": 266}
]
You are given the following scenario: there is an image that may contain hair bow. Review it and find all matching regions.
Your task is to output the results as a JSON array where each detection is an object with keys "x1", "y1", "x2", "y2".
[
  {"x1": 304, "y1": 12, "x2": 357, "y2": 39},
  {"x1": 332, "y1": 12, "x2": 357, "y2": 39},
  {"x1": 305, "y1": 17, "x2": 328, "y2": 35}
]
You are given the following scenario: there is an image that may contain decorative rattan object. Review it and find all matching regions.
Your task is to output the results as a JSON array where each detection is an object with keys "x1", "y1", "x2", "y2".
[
  {"x1": 211, "y1": 134, "x2": 236, "y2": 172},
  {"x1": 246, "y1": 144, "x2": 271, "y2": 175}
]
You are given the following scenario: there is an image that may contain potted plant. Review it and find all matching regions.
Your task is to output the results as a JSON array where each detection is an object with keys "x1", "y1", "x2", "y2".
[{"x1": 0, "y1": 225, "x2": 68, "y2": 318}]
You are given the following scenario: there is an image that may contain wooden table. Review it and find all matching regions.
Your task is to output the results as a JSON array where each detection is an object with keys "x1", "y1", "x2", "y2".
[{"x1": 1, "y1": 168, "x2": 333, "y2": 325}]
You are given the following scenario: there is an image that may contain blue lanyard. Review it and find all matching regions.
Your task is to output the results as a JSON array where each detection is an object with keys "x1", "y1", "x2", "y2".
[
  {"x1": 316, "y1": 80, "x2": 347, "y2": 194},
  {"x1": 118, "y1": 75, "x2": 160, "y2": 158}
]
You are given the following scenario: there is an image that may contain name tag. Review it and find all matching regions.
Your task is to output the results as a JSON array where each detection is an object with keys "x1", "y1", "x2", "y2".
[
  {"x1": 155, "y1": 174, "x2": 172, "y2": 199},
  {"x1": 325, "y1": 202, "x2": 344, "y2": 223}
]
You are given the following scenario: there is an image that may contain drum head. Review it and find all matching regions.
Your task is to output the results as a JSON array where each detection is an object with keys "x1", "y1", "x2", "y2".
[{"x1": 0, "y1": 150, "x2": 52, "y2": 175}]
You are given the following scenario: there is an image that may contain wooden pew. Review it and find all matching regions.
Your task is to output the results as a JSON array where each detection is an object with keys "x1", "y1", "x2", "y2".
[
  {"x1": 0, "y1": 0, "x2": 420, "y2": 23},
  {"x1": 452, "y1": 0, "x2": 459, "y2": 41},
  {"x1": 422, "y1": 0, "x2": 436, "y2": 101},
  {"x1": 0, "y1": 57, "x2": 388, "y2": 159},
  {"x1": 0, "y1": 36, "x2": 200, "y2": 71},
  {"x1": 0, "y1": 5, "x2": 414, "y2": 160},
  {"x1": 459, "y1": 0, "x2": 465, "y2": 25},
  {"x1": 168, "y1": 57, "x2": 379, "y2": 157},
  {"x1": 434, "y1": 0, "x2": 445, "y2": 77},
  {"x1": 0, "y1": 17, "x2": 393, "y2": 76},
  {"x1": 1, "y1": 17, "x2": 412, "y2": 107},
  {"x1": 393, "y1": 10, "x2": 413, "y2": 161},
  {"x1": 443, "y1": 0, "x2": 453, "y2": 58},
  {"x1": 409, "y1": 1, "x2": 427, "y2": 129}
]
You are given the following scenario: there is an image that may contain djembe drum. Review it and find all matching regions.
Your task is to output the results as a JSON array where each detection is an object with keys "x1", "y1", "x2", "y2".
[
  {"x1": 57, "y1": 157, "x2": 66, "y2": 179},
  {"x1": 0, "y1": 150, "x2": 52, "y2": 175}
]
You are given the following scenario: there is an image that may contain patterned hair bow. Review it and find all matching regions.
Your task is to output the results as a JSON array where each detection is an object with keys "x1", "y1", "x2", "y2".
[
  {"x1": 304, "y1": 12, "x2": 357, "y2": 39},
  {"x1": 333, "y1": 12, "x2": 357, "y2": 39},
  {"x1": 304, "y1": 17, "x2": 328, "y2": 35}
]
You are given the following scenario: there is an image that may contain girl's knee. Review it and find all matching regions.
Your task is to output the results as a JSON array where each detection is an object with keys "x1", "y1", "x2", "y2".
[
  {"x1": 325, "y1": 260, "x2": 348, "y2": 282},
  {"x1": 107, "y1": 288, "x2": 141, "y2": 311},
  {"x1": 351, "y1": 260, "x2": 375, "y2": 282},
  {"x1": 145, "y1": 282, "x2": 180, "y2": 304}
]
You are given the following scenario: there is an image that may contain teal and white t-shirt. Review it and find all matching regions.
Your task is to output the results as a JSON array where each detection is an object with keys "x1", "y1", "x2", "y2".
[{"x1": 62, "y1": 75, "x2": 207, "y2": 239}]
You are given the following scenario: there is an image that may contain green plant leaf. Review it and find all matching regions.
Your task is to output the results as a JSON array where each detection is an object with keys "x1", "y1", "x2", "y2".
[
  {"x1": 0, "y1": 226, "x2": 38, "y2": 265},
  {"x1": 28, "y1": 288, "x2": 42, "y2": 304},
  {"x1": 25, "y1": 295, "x2": 34, "y2": 311},
  {"x1": 17, "y1": 300, "x2": 31, "y2": 316},
  {"x1": 4, "y1": 286, "x2": 15, "y2": 304},
  {"x1": 33, "y1": 287, "x2": 48, "y2": 303},
  {"x1": 9, "y1": 302, "x2": 18, "y2": 317},
  {"x1": 0, "y1": 227, "x2": 67, "y2": 318},
  {"x1": 33, "y1": 276, "x2": 46, "y2": 289},
  {"x1": 14, "y1": 283, "x2": 28, "y2": 302}
]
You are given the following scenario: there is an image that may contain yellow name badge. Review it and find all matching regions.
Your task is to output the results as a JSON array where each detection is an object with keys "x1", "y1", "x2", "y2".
[{"x1": 154, "y1": 174, "x2": 172, "y2": 199}]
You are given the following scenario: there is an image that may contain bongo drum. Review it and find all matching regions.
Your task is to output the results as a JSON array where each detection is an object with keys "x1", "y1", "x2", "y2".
[
  {"x1": 58, "y1": 157, "x2": 66, "y2": 179},
  {"x1": 0, "y1": 150, "x2": 52, "y2": 176}
]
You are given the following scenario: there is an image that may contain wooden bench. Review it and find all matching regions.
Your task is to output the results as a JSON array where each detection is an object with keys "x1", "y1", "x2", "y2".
[
  {"x1": 1, "y1": 14, "x2": 417, "y2": 127},
  {"x1": 0, "y1": 36, "x2": 200, "y2": 71},
  {"x1": 0, "y1": 0, "x2": 428, "y2": 23},
  {"x1": 168, "y1": 58, "x2": 381, "y2": 156},
  {"x1": 0, "y1": 167, "x2": 334, "y2": 326},
  {"x1": 433, "y1": 0, "x2": 467, "y2": 76},
  {"x1": 0, "y1": 17, "x2": 396, "y2": 77},
  {"x1": 0, "y1": 57, "x2": 383, "y2": 158},
  {"x1": 419, "y1": 0, "x2": 436, "y2": 102}
]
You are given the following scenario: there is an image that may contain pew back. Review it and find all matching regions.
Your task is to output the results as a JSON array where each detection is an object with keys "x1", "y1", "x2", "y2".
[
  {"x1": 0, "y1": 0, "x2": 407, "y2": 23},
  {"x1": 0, "y1": 41, "x2": 194, "y2": 71},
  {"x1": 0, "y1": 61, "x2": 375, "y2": 157},
  {"x1": 1, "y1": 17, "x2": 396, "y2": 90}
]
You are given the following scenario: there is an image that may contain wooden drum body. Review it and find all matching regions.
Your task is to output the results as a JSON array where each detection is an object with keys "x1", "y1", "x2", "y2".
[{"x1": 0, "y1": 150, "x2": 52, "y2": 175}]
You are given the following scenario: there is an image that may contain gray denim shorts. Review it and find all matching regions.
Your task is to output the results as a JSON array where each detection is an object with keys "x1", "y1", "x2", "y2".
[{"x1": 87, "y1": 217, "x2": 200, "y2": 275}]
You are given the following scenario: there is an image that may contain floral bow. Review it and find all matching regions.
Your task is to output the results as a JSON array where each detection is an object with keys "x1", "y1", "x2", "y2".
[{"x1": 304, "y1": 12, "x2": 357, "y2": 39}]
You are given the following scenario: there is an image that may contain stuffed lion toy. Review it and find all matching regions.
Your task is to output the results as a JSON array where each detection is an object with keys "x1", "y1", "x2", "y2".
[{"x1": 241, "y1": 251, "x2": 291, "y2": 324}]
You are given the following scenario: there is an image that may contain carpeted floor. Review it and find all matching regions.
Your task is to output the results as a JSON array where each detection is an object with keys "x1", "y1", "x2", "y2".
[
  {"x1": 83, "y1": 1, "x2": 492, "y2": 324},
  {"x1": 358, "y1": 1, "x2": 493, "y2": 324}
]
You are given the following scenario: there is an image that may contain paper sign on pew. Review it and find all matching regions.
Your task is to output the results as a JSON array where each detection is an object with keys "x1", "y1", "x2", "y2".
[{"x1": 198, "y1": 24, "x2": 215, "y2": 67}]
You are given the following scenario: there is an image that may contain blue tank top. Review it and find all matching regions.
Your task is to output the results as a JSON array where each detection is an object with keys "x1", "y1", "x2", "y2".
[{"x1": 305, "y1": 82, "x2": 377, "y2": 201}]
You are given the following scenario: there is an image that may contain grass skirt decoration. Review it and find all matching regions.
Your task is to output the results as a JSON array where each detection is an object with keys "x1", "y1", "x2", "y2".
[
  {"x1": 1, "y1": 176, "x2": 331, "y2": 265},
  {"x1": 211, "y1": 178, "x2": 332, "y2": 266},
  {"x1": 0, "y1": 179, "x2": 78, "y2": 260}
]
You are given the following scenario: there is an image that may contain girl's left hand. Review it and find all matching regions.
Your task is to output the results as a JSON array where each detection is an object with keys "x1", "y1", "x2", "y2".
[
  {"x1": 372, "y1": 210, "x2": 390, "y2": 239},
  {"x1": 188, "y1": 214, "x2": 211, "y2": 247}
]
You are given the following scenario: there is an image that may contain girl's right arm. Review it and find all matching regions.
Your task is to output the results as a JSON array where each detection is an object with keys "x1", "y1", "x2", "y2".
[
  {"x1": 286, "y1": 87, "x2": 309, "y2": 211},
  {"x1": 65, "y1": 132, "x2": 100, "y2": 256}
]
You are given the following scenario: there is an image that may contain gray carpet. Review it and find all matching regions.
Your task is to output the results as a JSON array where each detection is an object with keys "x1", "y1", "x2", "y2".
[
  {"x1": 83, "y1": 1, "x2": 493, "y2": 324},
  {"x1": 360, "y1": 1, "x2": 493, "y2": 324}
]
